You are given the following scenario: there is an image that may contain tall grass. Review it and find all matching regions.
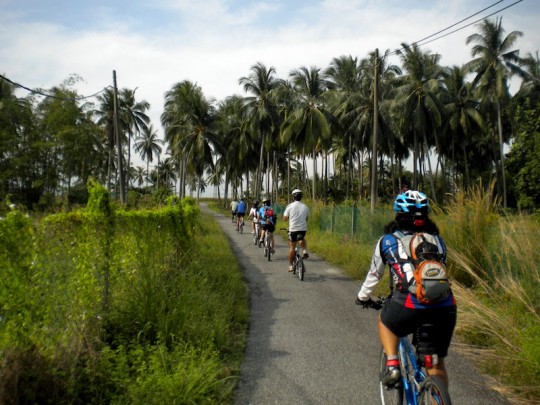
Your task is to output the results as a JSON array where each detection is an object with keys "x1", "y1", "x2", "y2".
[{"x1": 437, "y1": 185, "x2": 540, "y2": 404}]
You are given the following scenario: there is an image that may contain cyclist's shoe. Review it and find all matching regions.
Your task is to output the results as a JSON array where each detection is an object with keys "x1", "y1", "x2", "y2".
[
  {"x1": 270, "y1": 248, "x2": 275, "y2": 254},
  {"x1": 303, "y1": 251, "x2": 309, "y2": 259},
  {"x1": 382, "y1": 366, "x2": 401, "y2": 387},
  {"x1": 288, "y1": 265, "x2": 294, "y2": 272}
]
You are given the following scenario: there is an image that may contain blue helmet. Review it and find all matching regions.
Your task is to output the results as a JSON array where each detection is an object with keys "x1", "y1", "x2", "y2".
[{"x1": 393, "y1": 190, "x2": 429, "y2": 213}]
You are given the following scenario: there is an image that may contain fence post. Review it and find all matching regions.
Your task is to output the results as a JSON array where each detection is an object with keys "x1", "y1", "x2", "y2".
[
  {"x1": 351, "y1": 201, "x2": 357, "y2": 240},
  {"x1": 331, "y1": 203, "x2": 335, "y2": 235}
]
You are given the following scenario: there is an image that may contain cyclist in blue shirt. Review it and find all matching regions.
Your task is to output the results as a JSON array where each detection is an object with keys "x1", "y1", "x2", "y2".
[
  {"x1": 236, "y1": 197, "x2": 247, "y2": 231},
  {"x1": 258, "y1": 198, "x2": 276, "y2": 253}
]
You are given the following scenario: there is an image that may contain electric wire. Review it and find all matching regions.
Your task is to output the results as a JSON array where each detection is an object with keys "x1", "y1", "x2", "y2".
[
  {"x1": 386, "y1": 0, "x2": 524, "y2": 57},
  {"x1": 0, "y1": 73, "x2": 111, "y2": 101}
]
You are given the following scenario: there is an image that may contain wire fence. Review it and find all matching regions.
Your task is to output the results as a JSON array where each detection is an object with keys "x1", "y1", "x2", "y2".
[{"x1": 273, "y1": 202, "x2": 393, "y2": 244}]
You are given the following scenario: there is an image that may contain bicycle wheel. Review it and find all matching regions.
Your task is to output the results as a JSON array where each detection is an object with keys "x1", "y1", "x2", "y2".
[
  {"x1": 240, "y1": 221, "x2": 244, "y2": 234},
  {"x1": 379, "y1": 348, "x2": 403, "y2": 405},
  {"x1": 267, "y1": 241, "x2": 271, "y2": 261},
  {"x1": 297, "y1": 257, "x2": 304, "y2": 280},
  {"x1": 418, "y1": 376, "x2": 452, "y2": 405}
]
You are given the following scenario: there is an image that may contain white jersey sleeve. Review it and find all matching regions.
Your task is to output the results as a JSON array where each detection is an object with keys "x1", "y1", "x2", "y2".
[{"x1": 357, "y1": 238, "x2": 386, "y2": 301}]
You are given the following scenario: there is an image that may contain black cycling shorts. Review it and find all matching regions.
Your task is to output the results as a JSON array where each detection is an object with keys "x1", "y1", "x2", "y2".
[
  {"x1": 380, "y1": 298, "x2": 457, "y2": 358},
  {"x1": 261, "y1": 223, "x2": 275, "y2": 233},
  {"x1": 236, "y1": 212, "x2": 245, "y2": 217},
  {"x1": 288, "y1": 231, "x2": 306, "y2": 242}
]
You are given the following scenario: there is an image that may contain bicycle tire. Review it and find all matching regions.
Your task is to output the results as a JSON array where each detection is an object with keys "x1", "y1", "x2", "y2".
[
  {"x1": 240, "y1": 222, "x2": 243, "y2": 234},
  {"x1": 418, "y1": 375, "x2": 452, "y2": 405},
  {"x1": 379, "y1": 348, "x2": 404, "y2": 405},
  {"x1": 298, "y1": 256, "x2": 304, "y2": 280}
]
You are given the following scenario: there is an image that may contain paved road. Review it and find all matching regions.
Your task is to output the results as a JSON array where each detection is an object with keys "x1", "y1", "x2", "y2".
[{"x1": 202, "y1": 206, "x2": 510, "y2": 405}]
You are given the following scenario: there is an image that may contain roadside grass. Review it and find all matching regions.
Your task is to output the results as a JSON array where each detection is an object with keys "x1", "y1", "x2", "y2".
[
  {"x1": 0, "y1": 191, "x2": 248, "y2": 403},
  {"x1": 206, "y1": 195, "x2": 540, "y2": 403}
]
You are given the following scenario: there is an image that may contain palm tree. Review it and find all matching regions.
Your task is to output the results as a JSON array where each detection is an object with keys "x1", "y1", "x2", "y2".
[
  {"x1": 162, "y1": 80, "x2": 220, "y2": 201},
  {"x1": 325, "y1": 55, "x2": 362, "y2": 198},
  {"x1": 133, "y1": 166, "x2": 146, "y2": 187},
  {"x1": 134, "y1": 124, "x2": 162, "y2": 186},
  {"x1": 517, "y1": 51, "x2": 540, "y2": 101},
  {"x1": 465, "y1": 17, "x2": 523, "y2": 208},
  {"x1": 394, "y1": 43, "x2": 446, "y2": 201},
  {"x1": 281, "y1": 65, "x2": 331, "y2": 200},
  {"x1": 215, "y1": 95, "x2": 257, "y2": 203},
  {"x1": 119, "y1": 88, "x2": 150, "y2": 186},
  {"x1": 441, "y1": 65, "x2": 484, "y2": 190},
  {"x1": 239, "y1": 62, "x2": 282, "y2": 199}
]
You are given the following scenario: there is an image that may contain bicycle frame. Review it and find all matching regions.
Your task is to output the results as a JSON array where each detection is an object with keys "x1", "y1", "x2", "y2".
[
  {"x1": 253, "y1": 222, "x2": 261, "y2": 245},
  {"x1": 399, "y1": 337, "x2": 426, "y2": 404},
  {"x1": 261, "y1": 229, "x2": 273, "y2": 261}
]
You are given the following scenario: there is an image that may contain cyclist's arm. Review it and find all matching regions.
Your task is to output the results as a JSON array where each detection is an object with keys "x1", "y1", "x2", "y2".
[{"x1": 357, "y1": 238, "x2": 386, "y2": 301}]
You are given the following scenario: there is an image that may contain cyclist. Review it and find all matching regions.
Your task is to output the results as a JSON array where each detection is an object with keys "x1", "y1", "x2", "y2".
[
  {"x1": 248, "y1": 199, "x2": 260, "y2": 234},
  {"x1": 258, "y1": 198, "x2": 276, "y2": 254},
  {"x1": 236, "y1": 197, "x2": 247, "y2": 231},
  {"x1": 230, "y1": 198, "x2": 238, "y2": 223},
  {"x1": 283, "y1": 188, "x2": 309, "y2": 272},
  {"x1": 355, "y1": 190, "x2": 457, "y2": 389}
]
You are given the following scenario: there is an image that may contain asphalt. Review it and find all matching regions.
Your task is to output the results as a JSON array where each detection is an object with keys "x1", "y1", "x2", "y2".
[{"x1": 201, "y1": 204, "x2": 511, "y2": 405}]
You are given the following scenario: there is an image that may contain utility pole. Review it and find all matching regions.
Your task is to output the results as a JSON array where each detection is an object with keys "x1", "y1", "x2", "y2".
[
  {"x1": 370, "y1": 49, "x2": 379, "y2": 214},
  {"x1": 113, "y1": 70, "x2": 126, "y2": 204}
]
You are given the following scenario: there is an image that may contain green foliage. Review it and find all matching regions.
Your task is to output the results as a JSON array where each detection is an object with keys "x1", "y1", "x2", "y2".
[
  {"x1": 0, "y1": 195, "x2": 247, "y2": 403},
  {"x1": 506, "y1": 99, "x2": 540, "y2": 211},
  {"x1": 86, "y1": 178, "x2": 112, "y2": 216}
]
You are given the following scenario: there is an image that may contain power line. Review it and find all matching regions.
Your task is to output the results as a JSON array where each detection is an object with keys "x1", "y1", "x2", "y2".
[
  {"x1": 0, "y1": 73, "x2": 111, "y2": 101},
  {"x1": 387, "y1": 0, "x2": 524, "y2": 57}
]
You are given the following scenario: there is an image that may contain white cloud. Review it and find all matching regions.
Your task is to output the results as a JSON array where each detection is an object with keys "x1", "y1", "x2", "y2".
[{"x1": 1, "y1": 0, "x2": 538, "y2": 169}]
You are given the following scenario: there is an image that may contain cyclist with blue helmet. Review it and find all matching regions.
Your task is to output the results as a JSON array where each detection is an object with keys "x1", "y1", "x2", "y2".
[{"x1": 356, "y1": 190, "x2": 457, "y2": 390}]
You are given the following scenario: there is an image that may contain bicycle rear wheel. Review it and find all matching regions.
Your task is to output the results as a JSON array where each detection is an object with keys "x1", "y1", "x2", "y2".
[
  {"x1": 379, "y1": 348, "x2": 403, "y2": 405},
  {"x1": 418, "y1": 375, "x2": 452, "y2": 405},
  {"x1": 297, "y1": 257, "x2": 304, "y2": 280}
]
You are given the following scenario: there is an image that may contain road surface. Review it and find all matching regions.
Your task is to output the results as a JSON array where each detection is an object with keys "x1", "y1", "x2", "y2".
[{"x1": 202, "y1": 205, "x2": 510, "y2": 405}]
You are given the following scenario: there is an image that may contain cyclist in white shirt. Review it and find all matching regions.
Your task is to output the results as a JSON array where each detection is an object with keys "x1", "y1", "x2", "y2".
[
  {"x1": 283, "y1": 189, "x2": 309, "y2": 272},
  {"x1": 248, "y1": 199, "x2": 260, "y2": 234}
]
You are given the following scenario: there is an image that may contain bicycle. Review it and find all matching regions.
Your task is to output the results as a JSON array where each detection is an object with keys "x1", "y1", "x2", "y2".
[
  {"x1": 280, "y1": 228, "x2": 305, "y2": 281},
  {"x1": 253, "y1": 222, "x2": 261, "y2": 246},
  {"x1": 359, "y1": 297, "x2": 452, "y2": 405},
  {"x1": 236, "y1": 215, "x2": 245, "y2": 234},
  {"x1": 260, "y1": 229, "x2": 273, "y2": 261}
]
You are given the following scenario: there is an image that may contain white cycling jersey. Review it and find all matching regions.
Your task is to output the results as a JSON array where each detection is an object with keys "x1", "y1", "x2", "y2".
[
  {"x1": 283, "y1": 200, "x2": 309, "y2": 232},
  {"x1": 249, "y1": 207, "x2": 259, "y2": 222}
]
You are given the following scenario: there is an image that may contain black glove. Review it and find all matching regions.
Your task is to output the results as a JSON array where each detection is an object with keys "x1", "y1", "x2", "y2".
[
  {"x1": 355, "y1": 297, "x2": 382, "y2": 310},
  {"x1": 355, "y1": 297, "x2": 371, "y2": 309}
]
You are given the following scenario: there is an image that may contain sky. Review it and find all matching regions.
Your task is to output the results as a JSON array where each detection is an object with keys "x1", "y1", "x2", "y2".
[{"x1": 1, "y1": 0, "x2": 539, "y2": 170}]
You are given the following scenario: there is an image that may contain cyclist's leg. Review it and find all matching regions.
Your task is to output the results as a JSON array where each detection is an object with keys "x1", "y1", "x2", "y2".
[
  {"x1": 378, "y1": 300, "x2": 417, "y2": 386},
  {"x1": 287, "y1": 233, "x2": 295, "y2": 271},
  {"x1": 378, "y1": 316, "x2": 399, "y2": 358},
  {"x1": 421, "y1": 306, "x2": 457, "y2": 389},
  {"x1": 299, "y1": 232, "x2": 308, "y2": 258},
  {"x1": 288, "y1": 240, "x2": 295, "y2": 265},
  {"x1": 427, "y1": 358, "x2": 449, "y2": 388}
]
